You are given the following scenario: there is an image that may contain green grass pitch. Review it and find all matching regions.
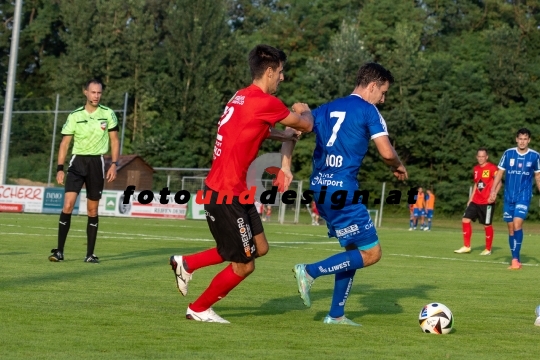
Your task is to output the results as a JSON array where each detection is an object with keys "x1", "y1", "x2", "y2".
[{"x1": 1, "y1": 213, "x2": 539, "y2": 359}]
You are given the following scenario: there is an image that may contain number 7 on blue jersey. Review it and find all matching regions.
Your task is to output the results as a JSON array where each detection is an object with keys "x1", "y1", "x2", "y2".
[{"x1": 326, "y1": 111, "x2": 346, "y2": 147}]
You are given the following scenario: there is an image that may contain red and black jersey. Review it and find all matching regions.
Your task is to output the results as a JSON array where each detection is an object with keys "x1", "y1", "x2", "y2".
[
  {"x1": 471, "y1": 162, "x2": 498, "y2": 204},
  {"x1": 205, "y1": 84, "x2": 290, "y2": 195}
]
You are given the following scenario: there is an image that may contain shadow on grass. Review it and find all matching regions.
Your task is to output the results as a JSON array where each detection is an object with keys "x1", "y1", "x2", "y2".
[
  {"x1": 313, "y1": 283, "x2": 436, "y2": 321},
  {"x1": 0, "y1": 246, "x2": 207, "y2": 289},
  {"x1": 491, "y1": 252, "x2": 540, "y2": 265},
  {"x1": 457, "y1": 246, "x2": 540, "y2": 265},
  {"x1": 218, "y1": 283, "x2": 436, "y2": 321},
  {"x1": 471, "y1": 245, "x2": 502, "y2": 253},
  {"x1": 0, "y1": 252, "x2": 30, "y2": 256}
]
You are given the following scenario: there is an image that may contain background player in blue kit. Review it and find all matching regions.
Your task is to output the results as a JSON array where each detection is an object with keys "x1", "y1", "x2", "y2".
[
  {"x1": 289, "y1": 63, "x2": 408, "y2": 325},
  {"x1": 489, "y1": 128, "x2": 540, "y2": 270}
]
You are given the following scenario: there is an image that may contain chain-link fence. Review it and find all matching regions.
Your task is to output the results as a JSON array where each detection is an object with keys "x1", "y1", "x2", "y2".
[{"x1": 0, "y1": 94, "x2": 128, "y2": 187}]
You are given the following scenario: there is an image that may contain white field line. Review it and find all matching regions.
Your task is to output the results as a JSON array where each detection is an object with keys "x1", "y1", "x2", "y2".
[{"x1": 2, "y1": 224, "x2": 539, "y2": 267}]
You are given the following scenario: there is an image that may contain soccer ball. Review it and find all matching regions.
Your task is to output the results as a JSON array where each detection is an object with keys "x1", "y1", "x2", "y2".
[{"x1": 419, "y1": 303, "x2": 454, "y2": 334}]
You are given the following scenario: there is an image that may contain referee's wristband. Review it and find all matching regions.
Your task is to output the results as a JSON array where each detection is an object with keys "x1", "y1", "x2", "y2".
[{"x1": 56, "y1": 164, "x2": 64, "y2": 172}]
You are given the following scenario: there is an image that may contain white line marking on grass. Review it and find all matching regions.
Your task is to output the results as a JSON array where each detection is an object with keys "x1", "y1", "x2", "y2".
[
  {"x1": 387, "y1": 253, "x2": 539, "y2": 267},
  {"x1": 271, "y1": 241, "x2": 336, "y2": 244},
  {"x1": 3, "y1": 223, "x2": 539, "y2": 268},
  {"x1": 0, "y1": 231, "x2": 215, "y2": 242},
  {"x1": 274, "y1": 232, "x2": 328, "y2": 238}
]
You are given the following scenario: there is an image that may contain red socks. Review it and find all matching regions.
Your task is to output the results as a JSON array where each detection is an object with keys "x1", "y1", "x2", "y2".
[
  {"x1": 189, "y1": 264, "x2": 244, "y2": 312},
  {"x1": 462, "y1": 222, "x2": 472, "y2": 247},
  {"x1": 183, "y1": 248, "x2": 224, "y2": 272},
  {"x1": 485, "y1": 225, "x2": 493, "y2": 251}
]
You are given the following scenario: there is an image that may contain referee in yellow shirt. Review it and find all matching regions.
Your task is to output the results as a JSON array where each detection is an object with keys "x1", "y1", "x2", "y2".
[{"x1": 49, "y1": 79, "x2": 120, "y2": 263}]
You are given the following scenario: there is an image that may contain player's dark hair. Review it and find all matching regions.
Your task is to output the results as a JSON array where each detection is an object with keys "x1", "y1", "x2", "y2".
[
  {"x1": 85, "y1": 78, "x2": 103, "y2": 90},
  {"x1": 516, "y1": 128, "x2": 531, "y2": 138},
  {"x1": 355, "y1": 63, "x2": 394, "y2": 88},
  {"x1": 477, "y1": 147, "x2": 488, "y2": 155},
  {"x1": 248, "y1": 44, "x2": 287, "y2": 80}
]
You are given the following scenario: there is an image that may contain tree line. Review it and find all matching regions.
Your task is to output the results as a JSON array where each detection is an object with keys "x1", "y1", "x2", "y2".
[{"x1": 1, "y1": 0, "x2": 540, "y2": 216}]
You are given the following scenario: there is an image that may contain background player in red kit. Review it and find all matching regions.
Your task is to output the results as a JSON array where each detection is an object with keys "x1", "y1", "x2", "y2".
[
  {"x1": 455, "y1": 147, "x2": 501, "y2": 255},
  {"x1": 169, "y1": 44, "x2": 313, "y2": 323}
]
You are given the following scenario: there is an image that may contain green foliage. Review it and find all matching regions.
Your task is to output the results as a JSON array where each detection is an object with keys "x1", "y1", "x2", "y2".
[
  {"x1": 6, "y1": 153, "x2": 50, "y2": 183},
  {"x1": 3, "y1": 0, "x2": 540, "y2": 215}
]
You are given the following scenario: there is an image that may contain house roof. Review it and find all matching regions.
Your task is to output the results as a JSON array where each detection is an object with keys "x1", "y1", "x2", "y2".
[{"x1": 103, "y1": 155, "x2": 156, "y2": 173}]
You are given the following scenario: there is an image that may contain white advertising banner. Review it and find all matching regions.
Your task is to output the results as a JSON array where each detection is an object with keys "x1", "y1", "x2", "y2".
[
  {"x1": 78, "y1": 190, "x2": 121, "y2": 216},
  {"x1": 79, "y1": 190, "x2": 186, "y2": 219},
  {"x1": 0, "y1": 185, "x2": 44, "y2": 213},
  {"x1": 129, "y1": 191, "x2": 187, "y2": 219}
]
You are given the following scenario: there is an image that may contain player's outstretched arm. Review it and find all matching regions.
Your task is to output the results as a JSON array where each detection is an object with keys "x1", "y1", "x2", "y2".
[
  {"x1": 279, "y1": 103, "x2": 313, "y2": 133},
  {"x1": 268, "y1": 127, "x2": 301, "y2": 142},
  {"x1": 372, "y1": 135, "x2": 408, "y2": 181},
  {"x1": 488, "y1": 170, "x2": 505, "y2": 203},
  {"x1": 276, "y1": 135, "x2": 297, "y2": 192}
]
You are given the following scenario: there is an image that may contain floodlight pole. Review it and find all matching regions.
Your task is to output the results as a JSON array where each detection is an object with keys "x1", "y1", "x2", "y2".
[
  {"x1": 120, "y1": 92, "x2": 128, "y2": 155},
  {"x1": 47, "y1": 94, "x2": 60, "y2": 187},
  {"x1": 378, "y1": 182, "x2": 386, "y2": 227},
  {"x1": 0, "y1": 0, "x2": 24, "y2": 185}
]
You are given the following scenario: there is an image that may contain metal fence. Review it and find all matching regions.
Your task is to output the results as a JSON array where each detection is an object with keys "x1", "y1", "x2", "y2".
[{"x1": 0, "y1": 93, "x2": 128, "y2": 186}]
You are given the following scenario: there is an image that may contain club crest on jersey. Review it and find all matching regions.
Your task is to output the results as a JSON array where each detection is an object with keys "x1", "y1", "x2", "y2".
[
  {"x1": 527, "y1": 162, "x2": 532, "y2": 167},
  {"x1": 509, "y1": 159, "x2": 515, "y2": 166},
  {"x1": 231, "y1": 95, "x2": 245, "y2": 105},
  {"x1": 100, "y1": 121, "x2": 107, "y2": 130}
]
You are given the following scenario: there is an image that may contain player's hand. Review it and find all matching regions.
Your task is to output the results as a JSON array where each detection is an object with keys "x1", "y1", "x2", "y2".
[
  {"x1": 488, "y1": 192, "x2": 496, "y2": 204},
  {"x1": 273, "y1": 167, "x2": 293, "y2": 193},
  {"x1": 392, "y1": 164, "x2": 408, "y2": 181},
  {"x1": 292, "y1": 103, "x2": 310, "y2": 114},
  {"x1": 106, "y1": 166, "x2": 117, "y2": 183},
  {"x1": 283, "y1": 127, "x2": 302, "y2": 142},
  {"x1": 56, "y1": 171, "x2": 65, "y2": 185}
]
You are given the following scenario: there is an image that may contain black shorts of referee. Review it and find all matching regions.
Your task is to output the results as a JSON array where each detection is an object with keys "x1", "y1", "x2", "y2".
[{"x1": 64, "y1": 155, "x2": 105, "y2": 201}]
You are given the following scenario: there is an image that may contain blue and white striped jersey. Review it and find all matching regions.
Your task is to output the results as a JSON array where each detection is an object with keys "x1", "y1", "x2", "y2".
[
  {"x1": 309, "y1": 94, "x2": 388, "y2": 192},
  {"x1": 498, "y1": 148, "x2": 540, "y2": 203}
]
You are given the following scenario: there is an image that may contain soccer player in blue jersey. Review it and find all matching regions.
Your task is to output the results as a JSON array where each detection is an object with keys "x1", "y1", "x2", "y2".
[
  {"x1": 288, "y1": 63, "x2": 408, "y2": 325},
  {"x1": 488, "y1": 128, "x2": 540, "y2": 270}
]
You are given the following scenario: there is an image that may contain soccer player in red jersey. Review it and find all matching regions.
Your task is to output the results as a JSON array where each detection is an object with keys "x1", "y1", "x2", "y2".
[
  {"x1": 169, "y1": 44, "x2": 313, "y2": 323},
  {"x1": 455, "y1": 147, "x2": 500, "y2": 255}
]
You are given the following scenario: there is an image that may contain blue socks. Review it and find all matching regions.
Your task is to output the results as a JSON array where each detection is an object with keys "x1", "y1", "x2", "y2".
[
  {"x1": 329, "y1": 270, "x2": 356, "y2": 318},
  {"x1": 512, "y1": 230, "x2": 523, "y2": 262},
  {"x1": 305, "y1": 250, "x2": 365, "y2": 319},
  {"x1": 427, "y1": 219, "x2": 432, "y2": 230},
  {"x1": 409, "y1": 219, "x2": 413, "y2": 228},
  {"x1": 305, "y1": 250, "x2": 364, "y2": 279}
]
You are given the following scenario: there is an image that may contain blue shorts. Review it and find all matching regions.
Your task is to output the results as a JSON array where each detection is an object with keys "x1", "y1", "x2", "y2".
[
  {"x1": 413, "y1": 208, "x2": 425, "y2": 217},
  {"x1": 314, "y1": 191, "x2": 379, "y2": 250},
  {"x1": 503, "y1": 201, "x2": 530, "y2": 222},
  {"x1": 426, "y1": 209, "x2": 434, "y2": 219}
]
